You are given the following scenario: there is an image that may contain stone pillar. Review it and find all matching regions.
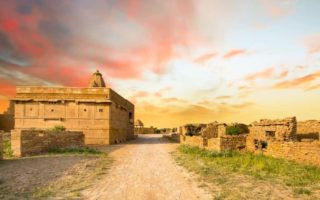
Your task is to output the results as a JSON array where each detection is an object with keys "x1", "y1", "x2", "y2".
[{"x1": 217, "y1": 124, "x2": 227, "y2": 137}]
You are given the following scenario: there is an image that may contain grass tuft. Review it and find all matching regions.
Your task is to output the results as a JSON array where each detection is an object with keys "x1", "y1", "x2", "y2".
[
  {"x1": 3, "y1": 139, "x2": 14, "y2": 159},
  {"x1": 47, "y1": 146, "x2": 102, "y2": 155}
]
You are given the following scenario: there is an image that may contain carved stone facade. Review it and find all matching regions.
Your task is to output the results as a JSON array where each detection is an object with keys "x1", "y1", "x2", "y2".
[{"x1": 11, "y1": 71, "x2": 134, "y2": 145}]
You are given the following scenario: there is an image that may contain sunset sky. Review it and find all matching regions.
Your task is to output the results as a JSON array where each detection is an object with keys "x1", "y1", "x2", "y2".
[{"x1": 0, "y1": 0, "x2": 319, "y2": 128}]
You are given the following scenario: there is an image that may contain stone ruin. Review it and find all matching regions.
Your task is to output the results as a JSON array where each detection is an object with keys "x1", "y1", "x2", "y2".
[
  {"x1": 247, "y1": 117, "x2": 297, "y2": 151},
  {"x1": 179, "y1": 122, "x2": 247, "y2": 151},
  {"x1": 246, "y1": 117, "x2": 320, "y2": 166},
  {"x1": 297, "y1": 120, "x2": 320, "y2": 141},
  {"x1": 176, "y1": 117, "x2": 320, "y2": 166}
]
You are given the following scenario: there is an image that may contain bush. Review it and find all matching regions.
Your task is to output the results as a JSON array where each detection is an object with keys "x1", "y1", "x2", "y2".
[
  {"x1": 3, "y1": 139, "x2": 14, "y2": 158},
  {"x1": 47, "y1": 146, "x2": 102, "y2": 155},
  {"x1": 226, "y1": 123, "x2": 249, "y2": 135},
  {"x1": 185, "y1": 124, "x2": 206, "y2": 136},
  {"x1": 52, "y1": 125, "x2": 66, "y2": 132}
]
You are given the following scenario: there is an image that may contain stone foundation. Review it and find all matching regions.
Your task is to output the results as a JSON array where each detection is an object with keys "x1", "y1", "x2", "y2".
[{"x1": 11, "y1": 130, "x2": 84, "y2": 157}]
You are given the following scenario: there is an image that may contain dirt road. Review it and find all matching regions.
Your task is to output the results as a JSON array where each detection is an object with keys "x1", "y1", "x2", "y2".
[{"x1": 82, "y1": 134, "x2": 211, "y2": 200}]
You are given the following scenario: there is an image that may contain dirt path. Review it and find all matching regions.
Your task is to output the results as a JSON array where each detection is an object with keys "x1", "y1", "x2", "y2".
[{"x1": 82, "y1": 134, "x2": 211, "y2": 200}]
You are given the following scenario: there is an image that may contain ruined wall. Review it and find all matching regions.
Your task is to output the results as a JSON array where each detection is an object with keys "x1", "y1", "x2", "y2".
[
  {"x1": 0, "y1": 132, "x2": 3, "y2": 160},
  {"x1": 184, "y1": 136, "x2": 205, "y2": 148},
  {"x1": 249, "y1": 117, "x2": 297, "y2": 142},
  {"x1": 201, "y1": 123, "x2": 227, "y2": 139},
  {"x1": 220, "y1": 135, "x2": 246, "y2": 151},
  {"x1": 206, "y1": 135, "x2": 247, "y2": 151},
  {"x1": 0, "y1": 114, "x2": 14, "y2": 132},
  {"x1": 201, "y1": 123, "x2": 218, "y2": 138},
  {"x1": 297, "y1": 120, "x2": 320, "y2": 141},
  {"x1": 11, "y1": 130, "x2": 84, "y2": 157},
  {"x1": 207, "y1": 138, "x2": 220, "y2": 151},
  {"x1": 264, "y1": 141, "x2": 320, "y2": 166},
  {"x1": 134, "y1": 127, "x2": 155, "y2": 134}
]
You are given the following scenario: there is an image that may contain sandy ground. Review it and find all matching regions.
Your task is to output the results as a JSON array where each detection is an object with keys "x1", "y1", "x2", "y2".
[
  {"x1": 82, "y1": 134, "x2": 212, "y2": 200},
  {"x1": 0, "y1": 155, "x2": 101, "y2": 199}
]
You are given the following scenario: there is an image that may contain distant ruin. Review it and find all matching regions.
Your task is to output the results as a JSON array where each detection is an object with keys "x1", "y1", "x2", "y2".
[
  {"x1": 177, "y1": 117, "x2": 320, "y2": 166},
  {"x1": 134, "y1": 119, "x2": 155, "y2": 134}
]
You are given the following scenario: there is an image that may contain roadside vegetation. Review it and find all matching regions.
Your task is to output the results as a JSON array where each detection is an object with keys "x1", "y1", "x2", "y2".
[{"x1": 173, "y1": 145, "x2": 320, "y2": 199}]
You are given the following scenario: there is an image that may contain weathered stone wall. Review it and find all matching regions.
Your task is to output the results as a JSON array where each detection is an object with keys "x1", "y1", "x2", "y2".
[
  {"x1": 206, "y1": 135, "x2": 247, "y2": 151},
  {"x1": 184, "y1": 136, "x2": 205, "y2": 148},
  {"x1": 297, "y1": 120, "x2": 320, "y2": 141},
  {"x1": 11, "y1": 130, "x2": 84, "y2": 157},
  {"x1": 0, "y1": 131, "x2": 3, "y2": 160},
  {"x1": 249, "y1": 117, "x2": 297, "y2": 142},
  {"x1": 220, "y1": 135, "x2": 247, "y2": 151},
  {"x1": 264, "y1": 141, "x2": 320, "y2": 166},
  {"x1": 199, "y1": 122, "x2": 227, "y2": 139},
  {"x1": 134, "y1": 127, "x2": 155, "y2": 134},
  {"x1": 163, "y1": 133, "x2": 180, "y2": 142},
  {"x1": 207, "y1": 138, "x2": 220, "y2": 151},
  {"x1": 201, "y1": 122, "x2": 219, "y2": 138},
  {"x1": 0, "y1": 114, "x2": 14, "y2": 132}
]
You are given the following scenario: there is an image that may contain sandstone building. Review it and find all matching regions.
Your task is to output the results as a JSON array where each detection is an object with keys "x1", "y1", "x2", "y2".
[{"x1": 12, "y1": 70, "x2": 134, "y2": 145}]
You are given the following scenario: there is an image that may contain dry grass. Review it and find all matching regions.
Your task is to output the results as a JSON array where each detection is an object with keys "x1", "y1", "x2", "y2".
[
  {"x1": 173, "y1": 145, "x2": 320, "y2": 200},
  {"x1": 32, "y1": 153, "x2": 112, "y2": 199}
]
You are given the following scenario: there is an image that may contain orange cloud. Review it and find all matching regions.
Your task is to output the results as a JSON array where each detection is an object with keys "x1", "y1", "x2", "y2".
[
  {"x1": 303, "y1": 33, "x2": 320, "y2": 54},
  {"x1": 231, "y1": 102, "x2": 253, "y2": 109},
  {"x1": 274, "y1": 71, "x2": 320, "y2": 89},
  {"x1": 216, "y1": 96, "x2": 231, "y2": 100},
  {"x1": 161, "y1": 97, "x2": 187, "y2": 104},
  {"x1": 223, "y1": 49, "x2": 246, "y2": 59},
  {"x1": 194, "y1": 52, "x2": 217, "y2": 64},
  {"x1": 245, "y1": 67, "x2": 274, "y2": 81}
]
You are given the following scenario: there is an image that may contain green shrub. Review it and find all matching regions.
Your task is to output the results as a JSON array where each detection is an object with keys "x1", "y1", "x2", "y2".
[
  {"x1": 52, "y1": 125, "x2": 66, "y2": 132},
  {"x1": 3, "y1": 139, "x2": 14, "y2": 158},
  {"x1": 47, "y1": 146, "x2": 102, "y2": 155},
  {"x1": 226, "y1": 123, "x2": 249, "y2": 135}
]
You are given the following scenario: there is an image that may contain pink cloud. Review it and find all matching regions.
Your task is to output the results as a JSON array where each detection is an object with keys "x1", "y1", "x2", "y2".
[
  {"x1": 245, "y1": 67, "x2": 275, "y2": 81},
  {"x1": 194, "y1": 52, "x2": 217, "y2": 64},
  {"x1": 303, "y1": 33, "x2": 320, "y2": 54},
  {"x1": 223, "y1": 49, "x2": 246, "y2": 59}
]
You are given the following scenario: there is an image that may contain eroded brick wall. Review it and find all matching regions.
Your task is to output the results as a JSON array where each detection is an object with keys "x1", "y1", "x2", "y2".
[
  {"x1": 207, "y1": 138, "x2": 220, "y2": 151},
  {"x1": 249, "y1": 117, "x2": 297, "y2": 142},
  {"x1": 184, "y1": 136, "x2": 205, "y2": 148},
  {"x1": 0, "y1": 132, "x2": 3, "y2": 160},
  {"x1": 11, "y1": 130, "x2": 84, "y2": 157},
  {"x1": 220, "y1": 135, "x2": 247, "y2": 151},
  {"x1": 206, "y1": 135, "x2": 247, "y2": 151},
  {"x1": 265, "y1": 141, "x2": 320, "y2": 166},
  {"x1": 297, "y1": 120, "x2": 320, "y2": 141}
]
